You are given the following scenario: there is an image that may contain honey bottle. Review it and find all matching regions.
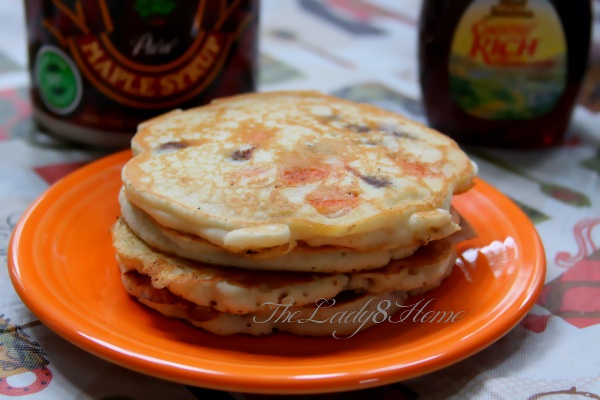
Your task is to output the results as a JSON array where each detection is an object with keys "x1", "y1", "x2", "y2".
[{"x1": 418, "y1": 0, "x2": 592, "y2": 148}]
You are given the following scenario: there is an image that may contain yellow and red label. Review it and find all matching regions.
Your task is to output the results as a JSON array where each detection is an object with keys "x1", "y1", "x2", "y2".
[{"x1": 449, "y1": 0, "x2": 567, "y2": 120}]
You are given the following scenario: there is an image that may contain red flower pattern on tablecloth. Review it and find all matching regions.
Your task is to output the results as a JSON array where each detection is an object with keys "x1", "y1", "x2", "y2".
[
  {"x1": 0, "y1": 88, "x2": 31, "y2": 141},
  {"x1": 0, "y1": 316, "x2": 52, "y2": 396},
  {"x1": 33, "y1": 161, "x2": 89, "y2": 184},
  {"x1": 522, "y1": 218, "x2": 600, "y2": 332}
]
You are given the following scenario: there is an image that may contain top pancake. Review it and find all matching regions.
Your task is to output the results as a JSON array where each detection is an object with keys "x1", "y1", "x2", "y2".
[{"x1": 122, "y1": 91, "x2": 477, "y2": 253}]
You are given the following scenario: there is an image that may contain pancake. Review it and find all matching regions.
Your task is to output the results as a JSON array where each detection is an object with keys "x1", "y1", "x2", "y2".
[
  {"x1": 121, "y1": 269, "x2": 409, "y2": 336},
  {"x1": 112, "y1": 217, "x2": 456, "y2": 314},
  {"x1": 113, "y1": 218, "x2": 347, "y2": 314},
  {"x1": 120, "y1": 188, "x2": 420, "y2": 273},
  {"x1": 121, "y1": 91, "x2": 477, "y2": 255}
]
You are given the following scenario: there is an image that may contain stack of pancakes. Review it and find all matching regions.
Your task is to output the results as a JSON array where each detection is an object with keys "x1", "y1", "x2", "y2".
[{"x1": 112, "y1": 91, "x2": 478, "y2": 336}]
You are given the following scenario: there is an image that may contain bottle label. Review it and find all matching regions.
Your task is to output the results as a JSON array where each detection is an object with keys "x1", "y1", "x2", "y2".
[
  {"x1": 35, "y1": 46, "x2": 83, "y2": 115},
  {"x1": 26, "y1": 0, "x2": 258, "y2": 136},
  {"x1": 64, "y1": 1, "x2": 251, "y2": 109},
  {"x1": 448, "y1": 0, "x2": 567, "y2": 120}
]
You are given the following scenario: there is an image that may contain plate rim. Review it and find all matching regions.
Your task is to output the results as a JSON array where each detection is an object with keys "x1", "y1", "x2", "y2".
[{"x1": 8, "y1": 149, "x2": 546, "y2": 394}]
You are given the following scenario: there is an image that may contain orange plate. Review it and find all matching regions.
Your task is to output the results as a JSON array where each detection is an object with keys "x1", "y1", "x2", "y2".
[{"x1": 8, "y1": 150, "x2": 546, "y2": 395}]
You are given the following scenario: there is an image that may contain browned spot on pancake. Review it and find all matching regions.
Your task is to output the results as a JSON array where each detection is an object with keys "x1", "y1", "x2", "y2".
[
  {"x1": 379, "y1": 124, "x2": 418, "y2": 140},
  {"x1": 281, "y1": 166, "x2": 329, "y2": 186},
  {"x1": 225, "y1": 165, "x2": 273, "y2": 187},
  {"x1": 345, "y1": 123, "x2": 371, "y2": 133},
  {"x1": 316, "y1": 114, "x2": 341, "y2": 125},
  {"x1": 157, "y1": 141, "x2": 188, "y2": 151},
  {"x1": 396, "y1": 158, "x2": 434, "y2": 178},
  {"x1": 306, "y1": 186, "x2": 360, "y2": 217},
  {"x1": 231, "y1": 145, "x2": 257, "y2": 161},
  {"x1": 237, "y1": 122, "x2": 276, "y2": 144}
]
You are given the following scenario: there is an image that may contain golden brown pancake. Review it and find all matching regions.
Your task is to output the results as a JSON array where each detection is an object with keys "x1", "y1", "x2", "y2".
[
  {"x1": 119, "y1": 188, "x2": 420, "y2": 273},
  {"x1": 112, "y1": 90, "x2": 478, "y2": 336},
  {"x1": 121, "y1": 269, "x2": 409, "y2": 337},
  {"x1": 112, "y1": 217, "x2": 456, "y2": 315},
  {"x1": 122, "y1": 91, "x2": 477, "y2": 256}
]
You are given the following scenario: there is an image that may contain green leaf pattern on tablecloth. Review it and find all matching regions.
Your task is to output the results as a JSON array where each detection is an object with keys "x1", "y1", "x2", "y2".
[
  {"x1": 510, "y1": 198, "x2": 550, "y2": 224},
  {"x1": 580, "y1": 150, "x2": 600, "y2": 174},
  {"x1": 0, "y1": 97, "x2": 16, "y2": 126},
  {"x1": 259, "y1": 54, "x2": 304, "y2": 86},
  {"x1": 0, "y1": 52, "x2": 21, "y2": 73},
  {"x1": 0, "y1": 211, "x2": 20, "y2": 258},
  {"x1": 332, "y1": 82, "x2": 424, "y2": 117},
  {"x1": 468, "y1": 148, "x2": 592, "y2": 207},
  {"x1": 268, "y1": 28, "x2": 355, "y2": 69}
]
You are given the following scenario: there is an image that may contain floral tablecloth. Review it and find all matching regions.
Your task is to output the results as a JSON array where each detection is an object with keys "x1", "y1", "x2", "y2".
[{"x1": 1, "y1": 1, "x2": 599, "y2": 399}]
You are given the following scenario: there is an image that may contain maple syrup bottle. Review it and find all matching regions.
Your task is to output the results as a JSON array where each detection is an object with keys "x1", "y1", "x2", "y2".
[
  {"x1": 25, "y1": 0, "x2": 259, "y2": 147},
  {"x1": 418, "y1": 0, "x2": 592, "y2": 148}
]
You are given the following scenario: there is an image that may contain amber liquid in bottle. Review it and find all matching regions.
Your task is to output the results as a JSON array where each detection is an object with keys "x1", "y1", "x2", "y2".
[{"x1": 418, "y1": 0, "x2": 591, "y2": 148}]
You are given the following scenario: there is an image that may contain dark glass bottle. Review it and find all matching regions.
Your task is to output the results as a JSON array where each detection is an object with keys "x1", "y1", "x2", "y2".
[
  {"x1": 25, "y1": 0, "x2": 260, "y2": 147},
  {"x1": 418, "y1": 0, "x2": 591, "y2": 148}
]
